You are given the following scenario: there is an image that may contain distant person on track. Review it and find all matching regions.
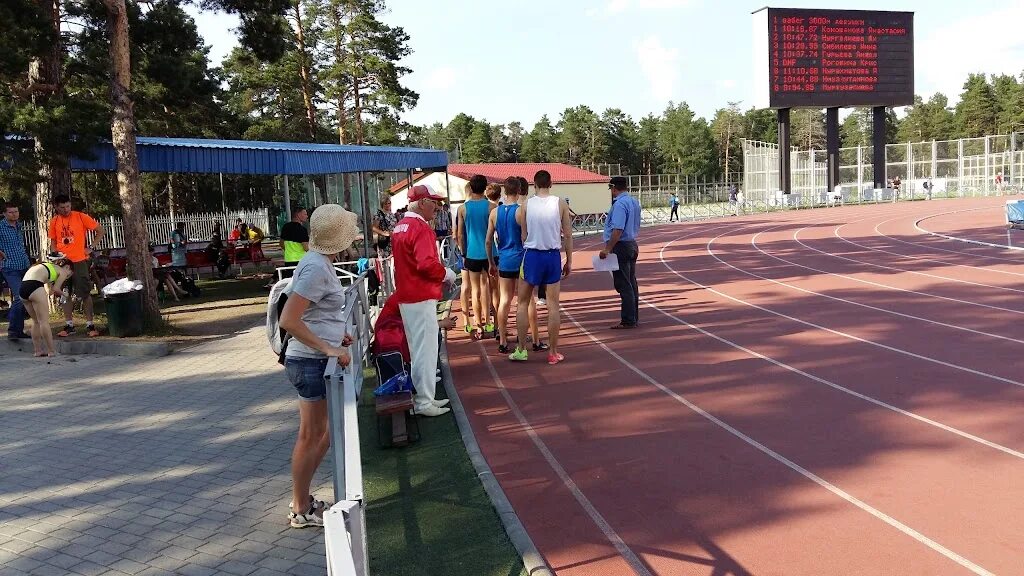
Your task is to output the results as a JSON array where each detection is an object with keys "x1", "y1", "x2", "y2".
[
  {"x1": 669, "y1": 192, "x2": 680, "y2": 222},
  {"x1": 729, "y1": 184, "x2": 739, "y2": 215},
  {"x1": 510, "y1": 169, "x2": 572, "y2": 365},
  {"x1": 599, "y1": 176, "x2": 641, "y2": 329}
]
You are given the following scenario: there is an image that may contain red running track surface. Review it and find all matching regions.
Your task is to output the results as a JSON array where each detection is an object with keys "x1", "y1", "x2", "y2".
[{"x1": 446, "y1": 196, "x2": 1024, "y2": 576}]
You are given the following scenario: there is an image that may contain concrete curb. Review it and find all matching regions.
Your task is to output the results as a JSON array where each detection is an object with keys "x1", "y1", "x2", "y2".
[
  {"x1": 438, "y1": 332, "x2": 553, "y2": 576},
  {"x1": 55, "y1": 338, "x2": 172, "y2": 357}
]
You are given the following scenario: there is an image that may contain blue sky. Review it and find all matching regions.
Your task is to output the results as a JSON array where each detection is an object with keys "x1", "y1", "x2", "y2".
[{"x1": 189, "y1": 1, "x2": 1024, "y2": 127}]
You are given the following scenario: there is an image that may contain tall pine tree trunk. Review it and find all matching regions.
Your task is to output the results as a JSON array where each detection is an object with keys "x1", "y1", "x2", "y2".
[
  {"x1": 30, "y1": 0, "x2": 70, "y2": 258},
  {"x1": 353, "y1": 76, "x2": 364, "y2": 144},
  {"x1": 103, "y1": 0, "x2": 159, "y2": 323},
  {"x1": 293, "y1": 2, "x2": 317, "y2": 140},
  {"x1": 167, "y1": 174, "x2": 177, "y2": 220}
]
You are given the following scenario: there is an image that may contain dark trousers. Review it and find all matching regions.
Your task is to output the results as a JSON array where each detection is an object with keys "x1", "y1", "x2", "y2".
[
  {"x1": 611, "y1": 241, "x2": 639, "y2": 325},
  {"x1": 670, "y1": 205, "x2": 679, "y2": 221}
]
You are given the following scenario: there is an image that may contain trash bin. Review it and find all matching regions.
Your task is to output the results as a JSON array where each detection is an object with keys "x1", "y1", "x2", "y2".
[{"x1": 105, "y1": 289, "x2": 143, "y2": 338}]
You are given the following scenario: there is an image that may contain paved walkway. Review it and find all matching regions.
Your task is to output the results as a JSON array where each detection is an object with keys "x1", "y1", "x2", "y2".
[{"x1": 0, "y1": 329, "x2": 331, "y2": 576}]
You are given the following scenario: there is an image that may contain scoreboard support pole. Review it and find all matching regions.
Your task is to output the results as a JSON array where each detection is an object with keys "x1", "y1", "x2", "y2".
[
  {"x1": 778, "y1": 108, "x2": 792, "y2": 194},
  {"x1": 872, "y1": 106, "x2": 887, "y2": 188},
  {"x1": 826, "y1": 108, "x2": 840, "y2": 193}
]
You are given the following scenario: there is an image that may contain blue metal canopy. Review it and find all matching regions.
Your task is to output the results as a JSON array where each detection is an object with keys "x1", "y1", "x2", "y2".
[{"x1": 70, "y1": 136, "x2": 448, "y2": 175}]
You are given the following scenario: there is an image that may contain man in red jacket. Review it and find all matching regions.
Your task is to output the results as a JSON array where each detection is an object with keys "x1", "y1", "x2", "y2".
[{"x1": 391, "y1": 185, "x2": 457, "y2": 417}]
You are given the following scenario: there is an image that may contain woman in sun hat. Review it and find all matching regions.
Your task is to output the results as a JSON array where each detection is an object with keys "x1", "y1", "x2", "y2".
[{"x1": 278, "y1": 203, "x2": 360, "y2": 528}]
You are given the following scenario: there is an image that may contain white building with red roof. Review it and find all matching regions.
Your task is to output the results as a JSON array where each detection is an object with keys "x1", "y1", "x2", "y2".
[{"x1": 388, "y1": 163, "x2": 611, "y2": 216}]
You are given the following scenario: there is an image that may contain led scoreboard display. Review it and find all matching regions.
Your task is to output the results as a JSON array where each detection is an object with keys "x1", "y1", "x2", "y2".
[{"x1": 753, "y1": 8, "x2": 914, "y2": 108}]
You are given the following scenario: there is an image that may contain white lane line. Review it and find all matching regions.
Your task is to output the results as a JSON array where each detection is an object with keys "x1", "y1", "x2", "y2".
[
  {"x1": 561, "y1": 306, "x2": 995, "y2": 576},
  {"x1": 640, "y1": 291, "x2": 1024, "y2": 460},
  {"x1": 744, "y1": 228, "x2": 1024, "y2": 343},
  {"x1": 789, "y1": 222, "x2": 1024, "y2": 294},
  {"x1": 662, "y1": 233, "x2": 1024, "y2": 389},
  {"x1": 475, "y1": 343, "x2": 653, "y2": 576},
  {"x1": 827, "y1": 215, "x2": 1024, "y2": 280},
  {"x1": 870, "y1": 210, "x2": 1024, "y2": 265},
  {"x1": 915, "y1": 211, "x2": 1024, "y2": 252}
]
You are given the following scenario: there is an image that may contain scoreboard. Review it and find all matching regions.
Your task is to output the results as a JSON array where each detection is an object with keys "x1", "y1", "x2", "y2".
[{"x1": 753, "y1": 8, "x2": 914, "y2": 109}]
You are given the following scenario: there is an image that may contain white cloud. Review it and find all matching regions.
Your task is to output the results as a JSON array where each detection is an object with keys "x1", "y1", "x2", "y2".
[
  {"x1": 634, "y1": 35, "x2": 679, "y2": 102},
  {"x1": 917, "y1": 4, "x2": 1024, "y2": 105}
]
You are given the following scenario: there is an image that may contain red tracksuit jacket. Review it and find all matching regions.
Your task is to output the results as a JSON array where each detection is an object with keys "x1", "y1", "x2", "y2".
[{"x1": 390, "y1": 212, "x2": 445, "y2": 304}]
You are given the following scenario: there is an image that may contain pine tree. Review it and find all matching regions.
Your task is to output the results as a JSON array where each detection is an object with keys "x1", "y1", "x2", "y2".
[
  {"x1": 521, "y1": 115, "x2": 556, "y2": 163},
  {"x1": 461, "y1": 123, "x2": 496, "y2": 163},
  {"x1": 636, "y1": 114, "x2": 661, "y2": 175},
  {"x1": 711, "y1": 102, "x2": 745, "y2": 180},
  {"x1": 955, "y1": 73, "x2": 998, "y2": 138}
]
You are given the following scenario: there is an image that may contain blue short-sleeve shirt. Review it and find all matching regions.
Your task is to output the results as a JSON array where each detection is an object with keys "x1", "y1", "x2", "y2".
[{"x1": 603, "y1": 193, "x2": 641, "y2": 242}]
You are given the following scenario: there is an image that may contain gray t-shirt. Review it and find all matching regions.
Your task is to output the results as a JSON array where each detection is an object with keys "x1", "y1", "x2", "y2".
[{"x1": 285, "y1": 252, "x2": 346, "y2": 359}]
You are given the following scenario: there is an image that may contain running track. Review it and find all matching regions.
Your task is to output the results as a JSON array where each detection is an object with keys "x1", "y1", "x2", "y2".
[{"x1": 446, "y1": 196, "x2": 1024, "y2": 576}]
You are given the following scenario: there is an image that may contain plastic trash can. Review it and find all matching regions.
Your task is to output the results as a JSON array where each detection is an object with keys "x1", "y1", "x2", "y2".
[{"x1": 105, "y1": 289, "x2": 143, "y2": 337}]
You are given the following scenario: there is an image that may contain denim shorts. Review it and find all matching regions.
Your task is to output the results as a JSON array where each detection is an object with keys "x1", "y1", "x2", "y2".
[{"x1": 284, "y1": 357, "x2": 329, "y2": 402}]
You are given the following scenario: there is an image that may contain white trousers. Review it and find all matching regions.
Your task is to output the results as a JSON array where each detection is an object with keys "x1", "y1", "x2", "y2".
[{"x1": 399, "y1": 300, "x2": 439, "y2": 410}]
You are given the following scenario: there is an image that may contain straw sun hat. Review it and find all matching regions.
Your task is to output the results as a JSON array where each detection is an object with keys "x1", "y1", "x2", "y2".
[{"x1": 308, "y1": 204, "x2": 360, "y2": 255}]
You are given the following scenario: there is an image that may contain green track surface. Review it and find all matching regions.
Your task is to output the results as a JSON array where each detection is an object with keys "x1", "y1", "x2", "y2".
[{"x1": 358, "y1": 375, "x2": 527, "y2": 576}]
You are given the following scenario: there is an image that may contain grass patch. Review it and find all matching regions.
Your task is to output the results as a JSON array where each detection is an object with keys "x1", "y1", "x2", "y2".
[{"x1": 358, "y1": 374, "x2": 526, "y2": 576}]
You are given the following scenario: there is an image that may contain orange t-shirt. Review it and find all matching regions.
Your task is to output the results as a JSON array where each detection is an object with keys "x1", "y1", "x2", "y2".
[{"x1": 48, "y1": 211, "x2": 99, "y2": 262}]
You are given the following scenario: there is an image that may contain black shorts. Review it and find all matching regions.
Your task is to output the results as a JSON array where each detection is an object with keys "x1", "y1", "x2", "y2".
[
  {"x1": 20, "y1": 279, "x2": 44, "y2": 300},
  {"x1": 464, "y1": 257, "x2": 489, "y2": 273},
  {"x1": 499, "y1": 269, "x2": 519, "y2": 279}
]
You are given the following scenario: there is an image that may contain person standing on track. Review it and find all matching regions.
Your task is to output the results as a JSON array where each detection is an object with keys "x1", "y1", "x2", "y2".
[
  {"x1": 669, "y1": 192, "x2": 680, "y2": 222},
  {"x1": 510, "y1": 170, "x2": 572, "y2": 365},
  {"x1": 600, "y1": 176, "x2": 641, "y2": 329},
  {"x1": 486, "y1": 176, "x2": 540, "y2": 354},
  {"x1": 457, "y1": 175, "x2": 495, "y2": 338}
]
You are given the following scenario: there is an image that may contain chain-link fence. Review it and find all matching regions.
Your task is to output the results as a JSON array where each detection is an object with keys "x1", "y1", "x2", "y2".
[{"x1": 744, "y1": 133, "x2": 1024, "y2": 204}]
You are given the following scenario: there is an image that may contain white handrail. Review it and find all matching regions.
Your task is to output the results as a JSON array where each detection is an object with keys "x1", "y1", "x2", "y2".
[{"x1": 323, "y1": 273, "x2": 373, "y2": 576}]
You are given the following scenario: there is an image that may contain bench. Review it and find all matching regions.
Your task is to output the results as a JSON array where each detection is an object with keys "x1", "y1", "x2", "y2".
[{"x1": 374, "y1": 391, "x2": 419, "y2": 447}]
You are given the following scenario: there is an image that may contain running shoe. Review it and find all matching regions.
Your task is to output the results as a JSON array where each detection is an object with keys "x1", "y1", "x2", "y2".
[
  {"x1": 497, "y1": 343, "x2": 511, "y2": 354},
  {"x1": 508, "y1": 348, "x2": 528, "y2": 362},
  {"x1": 547, "y1": 352, "x2": 565, "y2": 365},
  {"x1": 57, "y1": 325, "x2": 75, "y2": 337},
  {"x1": 289, "y1": 503, "x2": 324, "y2": 528},
  {"x1": 289, "y1": 495, "x2": 329, "y2": 513},
  {"x1": 532, "y1": 342, "x2": 549, "y2": 352},
  {"x1": 483, "y1": 323, "x2": 495, "y2": 334}
]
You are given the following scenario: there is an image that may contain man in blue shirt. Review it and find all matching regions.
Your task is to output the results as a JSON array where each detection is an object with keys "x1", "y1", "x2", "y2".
[
  {"x1": 669, "y1": 193, "x2": 680, "y2": 222},
  {"x1": 599, "y1": 176, "x2": 641, "y2": 329},
  {"x1": 0, "y1": 201, "x2": 32, "y2": 340}
]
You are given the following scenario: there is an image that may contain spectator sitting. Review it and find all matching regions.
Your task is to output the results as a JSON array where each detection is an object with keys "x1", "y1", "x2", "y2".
[{"x1": 151, "y1": 244, "x2": 187, "y2": 301}]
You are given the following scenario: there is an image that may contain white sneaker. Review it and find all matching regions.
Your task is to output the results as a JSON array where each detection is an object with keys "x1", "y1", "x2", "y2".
[
  {"x1": 416, "y1": 404, "x2": 451, "y2": 417},
  {"x1": 432, "y1": 399, "x2": 450, "y2": 408},
  {"x1": 289, "y1": 505, "x2": 324, "y2": 528}
]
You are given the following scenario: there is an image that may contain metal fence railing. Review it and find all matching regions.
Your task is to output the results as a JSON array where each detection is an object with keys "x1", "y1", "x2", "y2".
[
  {"x1": 322, "y1": 273, "x2": 373, "y2": 576},
  {"x1": 20, "y1": 208, "x2": 270, "y2": 257},
  {"x1": 744, "y1": 132, "x2": 1024, "y2": 202}
]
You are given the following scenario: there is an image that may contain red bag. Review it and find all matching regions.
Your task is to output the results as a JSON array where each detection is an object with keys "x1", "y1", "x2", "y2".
[{"x1": 373, "y1": 297, "x2": 410, "y2": 361}]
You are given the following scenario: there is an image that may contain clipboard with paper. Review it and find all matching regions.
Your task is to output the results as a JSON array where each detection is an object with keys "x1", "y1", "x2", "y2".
[{"x1": 592, "y1": 253, "x2": 619, "y2": 272}]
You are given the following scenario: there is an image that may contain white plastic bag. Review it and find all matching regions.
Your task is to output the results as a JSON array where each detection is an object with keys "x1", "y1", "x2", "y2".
[{"x1": 102, "y1": 278, "x2": 143, "y2": 296}]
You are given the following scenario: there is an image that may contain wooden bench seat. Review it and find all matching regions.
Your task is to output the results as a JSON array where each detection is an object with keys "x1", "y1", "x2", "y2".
[{"x1": 375, "y1": 391, "x2": 419, "y2": 447}]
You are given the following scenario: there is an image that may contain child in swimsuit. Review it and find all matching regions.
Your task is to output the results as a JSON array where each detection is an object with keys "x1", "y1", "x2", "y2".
[{"x1": 20, "y1": 253, "x2": 72, "y2": 357}]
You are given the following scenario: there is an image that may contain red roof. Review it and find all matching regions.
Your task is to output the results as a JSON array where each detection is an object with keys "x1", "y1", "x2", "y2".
[
  {"x1": 448, "y1": 163, "x2": 608, "y2": 185},
  {"x1": 387, "y1": 163, "x2": 607, "y2": 194}
]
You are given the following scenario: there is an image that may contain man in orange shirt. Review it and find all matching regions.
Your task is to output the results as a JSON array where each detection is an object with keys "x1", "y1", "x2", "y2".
[{"x1": 48, "y1": 195, "x2": 105, "y2": 337}]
